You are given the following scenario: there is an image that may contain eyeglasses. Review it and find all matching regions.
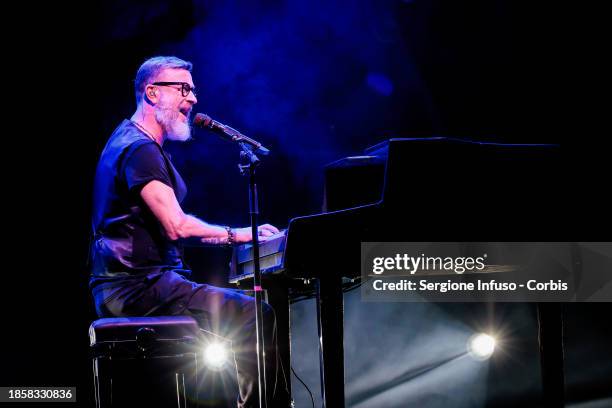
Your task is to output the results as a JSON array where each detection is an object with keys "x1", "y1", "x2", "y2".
[{"x1": 152, "y1": 82, "x2": 196, "y2": 97}]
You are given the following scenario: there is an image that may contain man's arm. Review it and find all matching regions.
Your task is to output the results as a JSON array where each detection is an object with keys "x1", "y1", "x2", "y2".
[{"x1": 140, "y1": 180, "x2": 278, "y2": 244}]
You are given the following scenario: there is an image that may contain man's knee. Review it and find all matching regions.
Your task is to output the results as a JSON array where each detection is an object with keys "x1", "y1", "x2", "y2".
[
  {"x1": 242, "y1": 298, "x2": 274, "y2": 320},
  {"x1": 261, "y1": 300, "x2": 274, "y2": 316}
]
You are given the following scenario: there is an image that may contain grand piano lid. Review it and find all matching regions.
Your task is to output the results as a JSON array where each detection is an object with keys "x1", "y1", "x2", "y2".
[
  {"x1": 324, "y1": 155, "x2": 385, "y2": 169},
  {"x1": 328, "y1": 137, "x2": 559, "y2": 169},
  {"x1": 364, "y1": 136, "x2": 559, "y2": 155}
]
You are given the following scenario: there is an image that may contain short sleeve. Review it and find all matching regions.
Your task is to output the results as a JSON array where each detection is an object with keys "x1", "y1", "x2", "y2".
[{"x1": 122, "y1": 142, "x2": 173, "y2": 193}]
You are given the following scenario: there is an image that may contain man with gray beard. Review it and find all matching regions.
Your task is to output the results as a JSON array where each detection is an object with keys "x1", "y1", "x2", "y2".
[{"x1": 89, "y1": 56, "x2": 289, "y2": 407}]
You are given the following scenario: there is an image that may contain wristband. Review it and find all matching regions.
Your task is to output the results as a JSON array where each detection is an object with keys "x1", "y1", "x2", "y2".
[{"x1": 225, "y1": 226, "x2": 236, "y2": 246}]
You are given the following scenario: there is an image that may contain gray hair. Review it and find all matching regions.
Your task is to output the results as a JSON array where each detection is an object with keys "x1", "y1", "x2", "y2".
[{"x1": 134, "y1": 56, "x2": 193, "y2": 106}]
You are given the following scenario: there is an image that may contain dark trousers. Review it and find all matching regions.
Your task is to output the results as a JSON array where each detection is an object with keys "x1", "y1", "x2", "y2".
[{"x1": 92, "y1": 270, "x2": 289, "y2": 408}]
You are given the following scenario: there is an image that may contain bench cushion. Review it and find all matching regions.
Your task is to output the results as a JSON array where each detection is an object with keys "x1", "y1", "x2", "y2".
[{"x1": 89, "y1": 316, "x2": 200, "y2": 346}]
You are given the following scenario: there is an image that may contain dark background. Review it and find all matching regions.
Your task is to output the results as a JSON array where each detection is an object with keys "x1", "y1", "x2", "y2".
[{"x1": 2, "y1": 0, "x2": 609, "y2": 407}]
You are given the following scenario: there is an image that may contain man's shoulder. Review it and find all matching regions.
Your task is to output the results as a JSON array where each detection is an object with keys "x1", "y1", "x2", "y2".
[
  {"x1": 102, "y1": 120, "x2": 160, "y2": 158},
  {"x1": 110, "y1": 120, "x2": 154, "y2": 147}
]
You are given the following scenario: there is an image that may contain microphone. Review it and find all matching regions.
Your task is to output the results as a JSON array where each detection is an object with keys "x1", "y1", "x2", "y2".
[{"x1": 192, "y1": 113, "x2": 270, "y2": 155}]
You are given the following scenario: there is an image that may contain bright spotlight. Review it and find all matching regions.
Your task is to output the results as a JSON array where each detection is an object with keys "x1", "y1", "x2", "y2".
[
  {"x1": 468, "y1": 333, "x2": 496, "y2": 360},
  {"x1": 204, "y1": 342, "x2": 228, "y2": 369}
]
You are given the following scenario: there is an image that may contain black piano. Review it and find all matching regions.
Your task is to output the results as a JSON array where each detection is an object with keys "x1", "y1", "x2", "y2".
[{"x1": 231, "y1": 138, "x2": 567, "y2": 408}]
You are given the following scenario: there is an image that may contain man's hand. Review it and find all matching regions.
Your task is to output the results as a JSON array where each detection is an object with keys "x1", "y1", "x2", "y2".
[{"x1": 234, "y1": 224, "x2": 280, "y2": 243}]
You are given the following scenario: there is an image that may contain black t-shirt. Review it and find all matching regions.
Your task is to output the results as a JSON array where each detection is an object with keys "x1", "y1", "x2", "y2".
[
  {"x1": 125, "y1": 143, "x2": 175, "y2": 193},
  {"x1": 90, "y1": 120, "x2": 188, "y2": 288}
]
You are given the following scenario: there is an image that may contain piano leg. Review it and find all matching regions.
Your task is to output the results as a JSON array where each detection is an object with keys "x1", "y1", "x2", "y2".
[
  {"x1": 315, "y1": 275, "x2": 346, "y2": 408},
  {"x1": 537, "y1": 302, "x2": 565, "y2": 407},
  {"x1": 264, "y1": 280, "x2": 293, "y2": 406}
]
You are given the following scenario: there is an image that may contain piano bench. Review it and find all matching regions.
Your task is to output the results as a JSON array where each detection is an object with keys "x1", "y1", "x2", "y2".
[{"x1": 89, "y1": 316, "x2": 207, "y2": 408}]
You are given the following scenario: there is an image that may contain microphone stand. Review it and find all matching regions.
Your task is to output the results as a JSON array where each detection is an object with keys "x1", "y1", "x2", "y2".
[{"x1": 237, "y1": 141, "x2": 267, "y2": 408}]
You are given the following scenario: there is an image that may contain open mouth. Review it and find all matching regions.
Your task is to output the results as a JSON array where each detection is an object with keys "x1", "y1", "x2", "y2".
[{"x1": 179, "y1": 107, "x2": 191, "y2": 120}]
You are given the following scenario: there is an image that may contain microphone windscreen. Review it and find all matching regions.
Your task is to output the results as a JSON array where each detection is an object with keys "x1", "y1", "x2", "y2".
[{"x1": 193, "y1": 113, "x2": 212, "y2": 127}]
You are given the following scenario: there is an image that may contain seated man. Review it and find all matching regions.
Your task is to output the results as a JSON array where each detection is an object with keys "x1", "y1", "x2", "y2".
[{"x1": 89, "y1": 55, "x2": 289, "y2": 407}]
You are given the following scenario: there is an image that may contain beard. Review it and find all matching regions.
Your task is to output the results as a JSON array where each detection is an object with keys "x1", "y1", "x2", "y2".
[{"x1": 154, "y1": 99, "x2": 192, "y2": 142}]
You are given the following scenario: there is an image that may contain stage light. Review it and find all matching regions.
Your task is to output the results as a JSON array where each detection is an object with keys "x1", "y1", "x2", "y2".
[
  {"x1": 468, "y1": 333, "x2": 496, "y2": 360},
  {"x1": 204, "y1": 342, "x2": 228, "y2": 368}
]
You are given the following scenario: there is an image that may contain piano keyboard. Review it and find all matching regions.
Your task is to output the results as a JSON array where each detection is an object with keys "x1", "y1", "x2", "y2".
[{"x1": 229, "y1": 229, "x2": 287, "y2": 283}]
